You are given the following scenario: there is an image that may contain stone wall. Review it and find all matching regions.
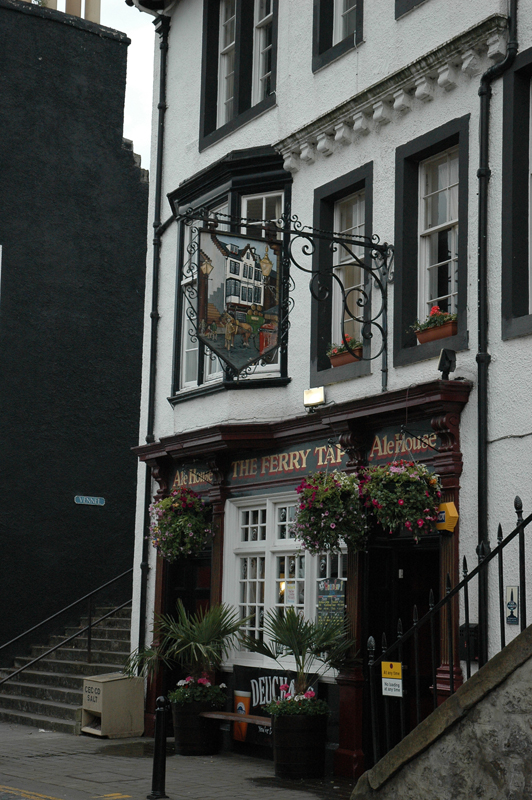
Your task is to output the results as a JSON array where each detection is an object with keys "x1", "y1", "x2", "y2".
[{"x1": 352, "y1": 626, "x2": 532, "y2": 800}]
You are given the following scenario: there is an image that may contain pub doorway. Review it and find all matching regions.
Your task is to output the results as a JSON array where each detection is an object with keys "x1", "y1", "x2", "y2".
[{"x1": 363, "y1": 536, "x2": 440, "y2": 757}]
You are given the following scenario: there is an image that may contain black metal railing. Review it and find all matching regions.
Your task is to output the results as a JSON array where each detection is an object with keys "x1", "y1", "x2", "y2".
[
  {"x1": 366, "y1": 497, "x2": 532, "y2": 764},
  {"x1": 0, "y1": 568, "x2": 133, "y2": 687}
]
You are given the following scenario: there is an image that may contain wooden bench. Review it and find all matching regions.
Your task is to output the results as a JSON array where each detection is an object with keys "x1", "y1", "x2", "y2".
[{"x1": 200, "y1": 711, "x2": 271, "y2": 727}]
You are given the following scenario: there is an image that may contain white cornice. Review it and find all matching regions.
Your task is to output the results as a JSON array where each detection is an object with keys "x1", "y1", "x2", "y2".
[{"x1": 275, "y1": 14, "x2": 508, "y2": 173}]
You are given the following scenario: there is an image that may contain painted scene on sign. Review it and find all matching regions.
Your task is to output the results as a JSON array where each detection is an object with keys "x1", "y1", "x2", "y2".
[{"x1": 195, "y1": 230, "x2": 281, "y2": 373}]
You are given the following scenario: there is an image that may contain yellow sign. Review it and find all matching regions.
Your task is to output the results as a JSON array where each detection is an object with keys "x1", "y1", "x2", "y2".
[
  {"x1": 436, "y1": 501, "x2": 459, "y2": 532},
  {"x1": 381, "y1": 662, "x2": 402, "y2": 679}
]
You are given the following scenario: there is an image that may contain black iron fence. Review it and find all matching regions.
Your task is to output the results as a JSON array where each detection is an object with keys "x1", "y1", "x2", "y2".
[{"x1": 366, "y1": 497, "x2": 532, "y2": 764}]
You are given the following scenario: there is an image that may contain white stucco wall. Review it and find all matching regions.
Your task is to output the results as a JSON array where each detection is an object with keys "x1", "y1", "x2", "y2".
[{"x1": 131, "y1": 0, "x2": 532, "y2": 661}]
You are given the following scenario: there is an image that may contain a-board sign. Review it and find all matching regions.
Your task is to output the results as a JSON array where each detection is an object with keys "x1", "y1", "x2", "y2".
[
  {"x1": 317, "y1": 579, "x2": 345, "y2": 623},
  {"x1": 381, "y1": 662, "x2": 403, "y2": 697}
]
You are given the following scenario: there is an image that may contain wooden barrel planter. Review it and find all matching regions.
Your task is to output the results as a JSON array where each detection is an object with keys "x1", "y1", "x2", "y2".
[
  {"x1": 272, "y1": 714, "x2": 328, "y2": 779},
  {"x1": 171, "y1": 701, "x2": 222, "y2": 756}
]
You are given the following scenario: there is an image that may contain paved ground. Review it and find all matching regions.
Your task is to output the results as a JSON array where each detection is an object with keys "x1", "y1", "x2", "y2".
[{"x1": 0, "y1": 722, "x2": 354, "y2": 800}]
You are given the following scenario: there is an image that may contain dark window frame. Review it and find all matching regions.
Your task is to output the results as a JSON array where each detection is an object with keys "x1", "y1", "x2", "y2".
[
  {"x1": 502, "y1": 46, "x2": 532, "y2": 340},
  {"x1": 394, "y1": 116, "x2": 470, "y2": 367},
  {"x1": 312, "y1": 0, "x2": 363, "y2": 73},
  {"x1": 170, "y1": 147, "x2": 292, "y2": 402},
  {"x1": 310, "y1": 162, "x2": 373, "y2": 387},
  {"x1": 395, "y1": 0, "x2": 429, "y2": 19},
  {"x1": 199, "y1": 0, "x2": 278, "y2": 151}
]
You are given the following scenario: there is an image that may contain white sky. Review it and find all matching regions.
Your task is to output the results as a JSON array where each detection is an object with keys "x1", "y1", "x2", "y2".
[{"x1": 53, "y1": 1, "x2": 156, "y2": 169}]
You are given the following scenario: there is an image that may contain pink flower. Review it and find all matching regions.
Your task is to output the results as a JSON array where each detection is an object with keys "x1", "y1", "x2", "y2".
[
  {"x1": 405, "y1": 521, "x2": 412, "y2": 530},
  {"x1": 398, "y1": 498, "x2": 404, "y2": 506},
  {"x1": 304, "y1": 690, "x2": 315, "y2": 699},
  {"x1": 185, "y1": 676, "x2": 194, "y2": 683},
  {"x1": 417, "y1": 518, "x2": 424, "y2": 527},
  {"x1": 284, "y1": 693, "x2": 292, "y2": 700},
  {"x1": 197, "y1": 678, "x2": 210, "y2": 686},
  {"x1": 279, "y1": 683, "x2": 289, "y2": 692}
]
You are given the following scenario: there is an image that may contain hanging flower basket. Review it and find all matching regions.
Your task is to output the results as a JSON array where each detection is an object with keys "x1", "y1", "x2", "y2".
[
  {"x1": 149, "y1": 486, "x2": 212, "y2": 561},
  {"x1": 362, "y1": 460, "x2": 441, "y2": 536},
  {"x1": 291, "y1": 470, "x2": 365, "y2": 554}
]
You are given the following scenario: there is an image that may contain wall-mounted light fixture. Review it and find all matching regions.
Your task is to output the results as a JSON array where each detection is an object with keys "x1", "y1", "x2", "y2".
[
  {"x1": 303, "y1": 386, "x2": 325, "y2": 412},
  {"x1": 437, "y1": 349, "x2": 456, "y2": 380}
]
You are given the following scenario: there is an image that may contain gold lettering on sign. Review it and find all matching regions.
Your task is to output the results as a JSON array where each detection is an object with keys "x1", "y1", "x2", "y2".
[
  {"x1": 314, "y1": 444, "x2": 343, "y2": 466},
  {"x1": 368, "y1": 431, "x2": 438, "y2": 461}
]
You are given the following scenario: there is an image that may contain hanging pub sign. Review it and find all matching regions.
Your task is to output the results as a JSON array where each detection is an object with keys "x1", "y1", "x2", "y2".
[{"x1": 195, "y1": 229, "x2": 281, "y2": 374}]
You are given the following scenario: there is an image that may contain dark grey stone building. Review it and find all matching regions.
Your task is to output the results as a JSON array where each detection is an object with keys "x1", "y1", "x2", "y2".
[{"x1": 0, "y1": 0, "x2": 148, "y2": 663}]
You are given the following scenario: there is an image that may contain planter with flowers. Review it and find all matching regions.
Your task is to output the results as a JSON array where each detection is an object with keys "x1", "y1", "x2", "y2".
[
  {"x1": 411, "y1": 305, "x2": 457, "y2": 344},
  {"x1": 292, "y1": 469, "x2": 365, "y2": 555},
  {"x1": 327, "y1": 335, "x2": 363, "y2": 367},
  {"x1": 362, "y1": 460, "x2": 441, "y2": 538},
  {"x1": 149, "y1": 486, "x2": 212, "y2": 561},
  {"x1": 242, "y1": 607, "x2": 356, "y2": 779},
  {"x1": 125, "y1": 601, "x2": 247, "y2": 756},
  {"x1": 169, "y1": 674, "x2": 227, "y2": 756}
]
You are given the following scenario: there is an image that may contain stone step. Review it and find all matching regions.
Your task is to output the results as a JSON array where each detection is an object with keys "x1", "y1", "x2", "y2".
[
  {"x1": 0, "y1": 679, "x2": 82, "y2": 705},
  {"x1": 0, "y1": 600, "x2": 132, "y2": 735},
  {"x1": 0, "y1": 691, "x2": 82, "y2": 721},
  {"x1": 64, "y1": 625, "x2": 131, "y2": 641},
  {"x1": 0, "y1": 707, "x2": 80, "y2": 735},
  {"x1": 28, "y1": 646, "x2": 128, "y2": 666},
  {"x1": 14, "y1": 656, "x2": 125, "y2": 676},
  {"x1": 48, "y1": 635, "x2": 130, "y2": 652},
  {"x1": 0, "y1": 668, "x2": 84, "y2": 691}
]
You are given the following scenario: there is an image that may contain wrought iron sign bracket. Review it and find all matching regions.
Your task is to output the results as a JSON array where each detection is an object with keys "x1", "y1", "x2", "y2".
[{"x1": 177, "y1": 209, "x2": 394, "y2": 390}]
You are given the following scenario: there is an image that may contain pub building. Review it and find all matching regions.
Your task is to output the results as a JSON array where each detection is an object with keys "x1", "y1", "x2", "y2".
[{"x1": 133, "y1": 378, "x2": 471, "y2": 774}]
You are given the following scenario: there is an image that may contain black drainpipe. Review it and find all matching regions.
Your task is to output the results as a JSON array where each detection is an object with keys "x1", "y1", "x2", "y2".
[
  {"x1": 477, "y1": 0, "x2": 518, "y2": 666},
  {"x1": 138, "y1": 12, "x2": 170, "y2": 657}
]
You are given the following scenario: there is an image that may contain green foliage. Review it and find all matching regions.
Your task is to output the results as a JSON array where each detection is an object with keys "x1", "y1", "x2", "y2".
[
  {"x1": 326, "y1": 334, "x2": 363, "y2": 358},
  {"x1": 241, "y1": 606, "x2": 356, "y2": 696},
  {"x1": 149, "y1": 487, "x2": 212, "y2": 561},
  {"x1": 264, "y1": 693, "x2": 330, "y2": 716},
  {"x1": 362, "y1": 460, "x2": 441, "y2": 535},
  {"x1": 292, "y1": 470, "x2": 365, "y2": 554},
  {"x1": 410, "y1": 305, "x2": 457, "y2": 332},
  {"x1": 125, "y1": 600, "x2": 247, "y2": 680},
  {"x1": 168, "y1": 674, "x2": 227, "y2": 708}
]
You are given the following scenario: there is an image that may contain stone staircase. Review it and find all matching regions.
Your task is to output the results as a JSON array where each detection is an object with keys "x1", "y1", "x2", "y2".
[{"x1": 0, "y1": 606, "x2": 132, "y2": 734}]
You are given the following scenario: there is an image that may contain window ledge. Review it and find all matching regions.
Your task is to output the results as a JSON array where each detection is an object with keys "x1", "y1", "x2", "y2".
[
  {"x1": 200, "y1": 95, "x2": 277, "y2": 153},
  {"x1": 168, "y1": 375, "x2": 291, "y2": 406},
  {"x1": 310, "y1": 357, "x2": 371, "y2": 388},
  {"x1": 312, "y1": 35, "x2": 364, "y2": 74},
  {"x1": 394, "y1": 330, "x2": 469, "y2": 368},
  {"x1": 502, "y1": 314, "x2": 532, "y2": 341},
  {"x1": 395, "y1": 0, "x2": 429, "y2": 20}
]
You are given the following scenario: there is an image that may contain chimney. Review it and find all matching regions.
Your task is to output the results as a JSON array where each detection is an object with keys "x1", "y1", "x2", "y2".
[{"x1": 19, "y1": 0, "x2": 101, "y2": 25}]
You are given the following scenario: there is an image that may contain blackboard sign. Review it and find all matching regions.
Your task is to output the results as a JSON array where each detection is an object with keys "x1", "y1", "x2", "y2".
[{"x1": 317, "y1": 579, "x2": 345, "y2": 623}]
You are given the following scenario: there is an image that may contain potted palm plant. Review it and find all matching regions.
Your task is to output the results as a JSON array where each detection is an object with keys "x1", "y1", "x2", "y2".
[
  {"x1": 126, "y1": 601, "x2": 247, "y2": 756},
  {"x1": 241, "y1": 607, "x2": 356, "y2": 779}
]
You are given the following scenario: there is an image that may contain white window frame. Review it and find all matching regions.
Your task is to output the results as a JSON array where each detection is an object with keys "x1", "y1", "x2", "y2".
[
  {"x1": 333, "y1": 0, "x2": 357, "y2": 46},
  {"x1": 252, "y1": 0, "x2": 274, "y2": 106},
  {"x1": 418, "y1": 146, "x2": 459, "y2": 320},
  {"x1": 180, "y1": 204, "x2": 228, "y2": 390},
  {"x1": 332, "y1": 189, "x2": 366, "y2": 346},
  {"x1": 217, "y1": 0, "x2": 236, "y2": 129},
  {"x1": 223, "y1": 493, "x2": 313, "y2": 670},
  {"x1": 240, "y1": 191, "x2": 283, "y2": 377}
]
